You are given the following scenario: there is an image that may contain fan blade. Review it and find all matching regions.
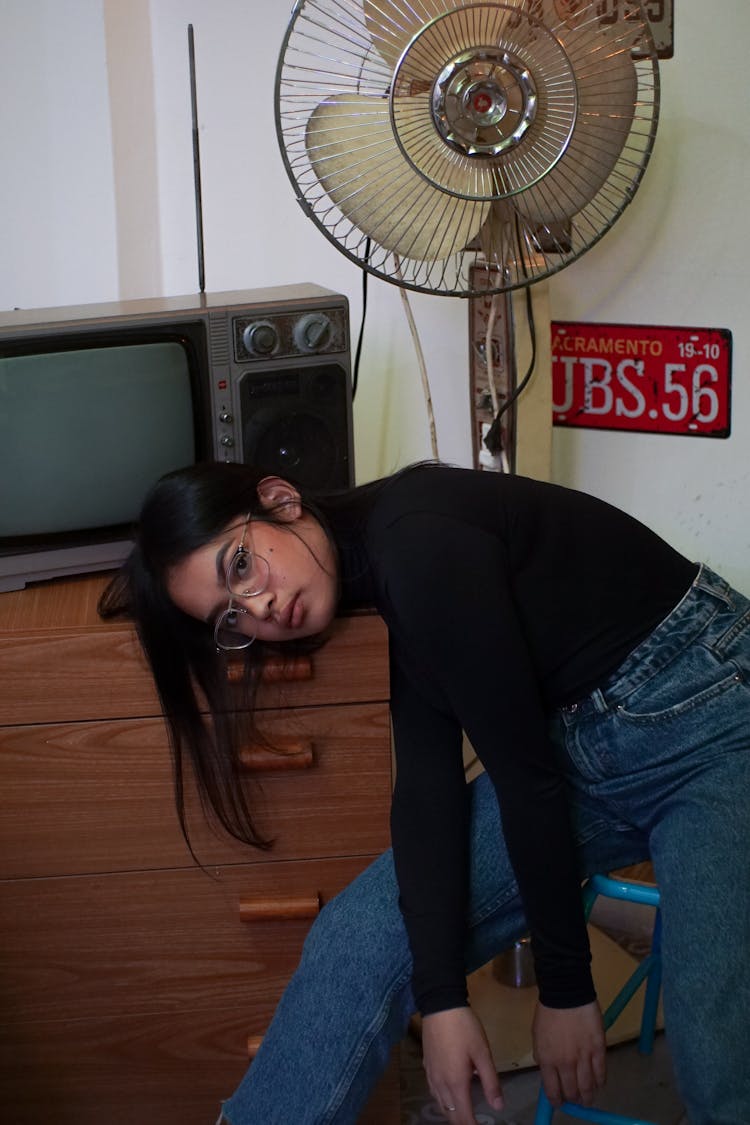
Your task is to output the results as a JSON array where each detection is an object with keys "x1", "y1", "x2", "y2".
[
  {"x1": 514, "y1": 6, "x2": 639, "y2": 225},
  {"x1": 305, "y1": 93, "x2": 489, "y2": 261},
  {"x1": 363, "y1": 0, "x2": 447, "y2": 71}
]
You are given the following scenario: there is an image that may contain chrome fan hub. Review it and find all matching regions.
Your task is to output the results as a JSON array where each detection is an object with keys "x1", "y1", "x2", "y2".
[
  {"x1": 432, "y1": 48, "x2": 537, "y2": 158},
  {"x1": 389, "y1": 4, "x2": 578, "y2": 202}
]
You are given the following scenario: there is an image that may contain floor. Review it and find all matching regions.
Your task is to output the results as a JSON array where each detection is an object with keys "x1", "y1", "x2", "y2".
[
  {"x1": 399, "y1": 1030, "x2": 687, "y2": 1125},
  {"x1": 399, "y1": 889, "x2": 688, "y2": 1125}
]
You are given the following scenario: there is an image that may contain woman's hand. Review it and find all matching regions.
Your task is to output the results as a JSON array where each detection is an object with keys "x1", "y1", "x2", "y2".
[
  {"x1": 532, "y1": 999, "x2": 606, "y2": 1107},
  {"x1": 421, "y1": 1007, "x2": 504, "y2": 1124}
]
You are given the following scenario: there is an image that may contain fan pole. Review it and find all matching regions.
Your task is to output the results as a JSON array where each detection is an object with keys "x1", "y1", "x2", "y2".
[
  {"x1": 469, "y1": 275, "x2": 552, "y2": 482},
  {"x1": 469, "y1": 270, "x2": 516, "y2": 473}
]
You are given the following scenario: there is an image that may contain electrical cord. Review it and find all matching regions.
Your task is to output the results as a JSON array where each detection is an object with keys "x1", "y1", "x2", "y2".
[
  {"x1": 351, "y1": 238, "x2": 370, "y2": 401},
  {"x1": 483, "y1": 281, "x2": 536, "y2": 458},
  {"x1": 484, "y1": 216, "x2": 538, "y2": 460},
  {"x1": 394, "y1": 255, "x2": 440, "y2": 461},
  {"x1": 484, "y1": 292, "x2": 501, "y2": 417},
  {"x1": 351, "y1": 246, "x2": 439, "y2": 463}
]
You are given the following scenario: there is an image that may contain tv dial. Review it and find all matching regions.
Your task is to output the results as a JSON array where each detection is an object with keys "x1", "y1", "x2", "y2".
[
  {"x1": 242, "y1": 320, "x2": 279, "y2": 357},
  {"x1": 294, "y1": 312, "x2": 333, "y2": 353}
]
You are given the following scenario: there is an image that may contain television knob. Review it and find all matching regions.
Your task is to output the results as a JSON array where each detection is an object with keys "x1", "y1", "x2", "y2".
[
  {"x1": 220, "y1": 435, "x2": 235, "y2": 447},
  {"x1": 294, "y1": 312, "x2": 332, "y2": 353},
  {"x1": 219, "y1": 411, "x2": 234, "y2": 423},
  {"x1": 243, "y1": 320, "x2": 279, "y2": 356}
]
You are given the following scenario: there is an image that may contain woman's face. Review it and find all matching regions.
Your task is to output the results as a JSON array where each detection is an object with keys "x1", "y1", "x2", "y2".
[{"x1": 166, "y1": 478, "x2": 339, "y2": 645}]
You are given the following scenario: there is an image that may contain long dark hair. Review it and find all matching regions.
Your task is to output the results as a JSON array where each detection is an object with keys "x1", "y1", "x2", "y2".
[{"x1": 98, "y1": 460, "x2": 384, "y2": 852}]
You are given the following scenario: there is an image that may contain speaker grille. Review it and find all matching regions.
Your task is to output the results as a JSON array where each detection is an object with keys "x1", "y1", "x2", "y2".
[
  {"x1": 239, "y1": 363, "x2": 351, "y2": 490},
  {"x1": 208, "y1": 311, "x2": 231, "y2": 364}
]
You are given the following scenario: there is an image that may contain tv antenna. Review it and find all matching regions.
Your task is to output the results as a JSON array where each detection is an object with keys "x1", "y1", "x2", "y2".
[{"x1": 188, "y1": 24, "x2": 206, "y2": 294}]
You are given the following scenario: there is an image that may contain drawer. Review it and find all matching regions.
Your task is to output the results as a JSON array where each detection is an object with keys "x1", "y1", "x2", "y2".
[
  {"x1": 0, "y1": 1008, "x2": 400, "y2": 1125},
  {"x1": 0, "y1": 856, "x2": 378, "y2": 1025},
  {"x1": 0, "y1": 612, "x2": 388, "y2": 725},
  {"x1": 0, "y1": 702, "x2": 393, "y2": 878},
  {"x1": 0, "y1": 1007, "x2": 267, "y2": 1125},
  {"x1": 0, "y1": 855, "x2": 400, "y2": 1125}
]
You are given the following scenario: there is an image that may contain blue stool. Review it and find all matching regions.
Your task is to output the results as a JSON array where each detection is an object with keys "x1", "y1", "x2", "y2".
[{"x1": 533, "y1": 874, "x2": 662, "y2": 1125}]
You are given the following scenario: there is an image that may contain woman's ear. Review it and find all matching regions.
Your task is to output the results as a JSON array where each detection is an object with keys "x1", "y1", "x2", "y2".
[{"x1": 256, "y1": 476, "x2": 302, "y2": 522}]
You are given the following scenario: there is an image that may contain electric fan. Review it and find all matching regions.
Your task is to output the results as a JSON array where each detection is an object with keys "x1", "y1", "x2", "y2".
[{"x1": 275, "y1": 0, "x2": 660, "y2": 299}]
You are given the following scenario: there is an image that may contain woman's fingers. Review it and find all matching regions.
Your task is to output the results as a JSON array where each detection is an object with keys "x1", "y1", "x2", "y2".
[
  {"x1": 422, "y1": 1007, "x2": 504, "y2": 1124},
  {"x1": 533, "y1": 999, "x2": 607, "y2": 1107},
  {"x1": 575, "y1": 1054, "x2": 601, "y2": 1105},
  {"x1": 434, "y1": 1087, "x2": 473, "y2": 1123},
  {"x1": 473, "y1": 1044, "x2": 505, "y2": 1113},
  {"x1": 539, "y1": 1061, "x2": 563, "y2": 1107}
]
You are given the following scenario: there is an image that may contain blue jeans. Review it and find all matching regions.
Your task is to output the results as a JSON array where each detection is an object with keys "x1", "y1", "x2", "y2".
[{"x1": 221, "y1": 565, "x2": 750, "y2": 1125}]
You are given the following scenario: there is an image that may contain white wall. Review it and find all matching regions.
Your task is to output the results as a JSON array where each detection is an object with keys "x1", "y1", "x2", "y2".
[
  {"x1": 2, "y1": 1, "x2": 748, "y2": 590},
  {"x1": 0, "y1": 0, "x2": 119, "y2": 307},
  {"x1": 548, "y1": 3, "x2": 750, "y2": 593}
]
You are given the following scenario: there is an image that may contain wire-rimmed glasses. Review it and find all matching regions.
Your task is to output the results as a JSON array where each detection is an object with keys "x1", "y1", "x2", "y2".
[{"x1": 213, "y1": 515, "x2": 271, "y2": 652}]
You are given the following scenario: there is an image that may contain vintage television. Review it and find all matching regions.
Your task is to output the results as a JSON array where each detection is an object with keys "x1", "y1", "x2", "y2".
[{"x1": 0, "y1": 284, "x2": 353, "y2": 591}]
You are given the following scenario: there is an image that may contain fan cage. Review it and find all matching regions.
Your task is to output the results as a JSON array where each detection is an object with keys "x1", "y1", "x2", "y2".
[{"x1": 275, "y1": 0, "x2": 660, "y2": 297}]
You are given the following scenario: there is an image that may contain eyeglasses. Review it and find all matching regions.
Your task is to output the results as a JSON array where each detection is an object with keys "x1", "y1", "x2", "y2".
[{"x1": 213, "y1": 515, "x2": 271, "y2": 652}]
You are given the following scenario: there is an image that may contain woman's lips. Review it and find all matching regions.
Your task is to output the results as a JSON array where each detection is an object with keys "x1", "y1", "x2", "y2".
[{"x1": 281, "y1": 593, "x2": 303, "y2": 630}]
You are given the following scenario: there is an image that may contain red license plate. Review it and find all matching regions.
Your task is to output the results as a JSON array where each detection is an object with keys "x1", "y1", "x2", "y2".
[{"x1": 551, "y1": 322, "x2": 732, "y2": 438}]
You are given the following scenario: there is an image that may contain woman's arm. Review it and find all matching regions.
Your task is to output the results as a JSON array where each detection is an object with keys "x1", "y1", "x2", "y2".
[
  {"x1": 379, "y1": 508, "x2": 602, "y2": 1108},
  {"x1": 389, "y1": 648, "x2": 470, "y2": 1013},
  {"x1": 390, "y1": 652, "x2": 506, "y2": 1121},
  {"x1": 382, "y1": 512, "x2": 594, "y2": 1005},
  {"x1": 390, "y1": 650, "x2": 605, "y2": 1115}
]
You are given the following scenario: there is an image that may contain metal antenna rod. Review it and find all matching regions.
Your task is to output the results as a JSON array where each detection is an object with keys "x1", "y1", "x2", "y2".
[{"x1": 188, "y1": 24, "x2": 206, "y2": 293}]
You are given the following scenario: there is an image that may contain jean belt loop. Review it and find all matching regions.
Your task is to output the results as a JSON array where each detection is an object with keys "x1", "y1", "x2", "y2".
[{"x1": 591, "y1": 687, "x2": 609, "y2": 714}]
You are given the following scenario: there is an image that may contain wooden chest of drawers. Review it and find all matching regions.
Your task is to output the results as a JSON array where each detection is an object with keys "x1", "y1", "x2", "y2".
[{"x1": 0, "y1": 575, "x2": 398, "y2": 1124}]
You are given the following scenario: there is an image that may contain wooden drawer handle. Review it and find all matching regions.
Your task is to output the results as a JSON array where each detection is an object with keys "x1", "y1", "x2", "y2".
[
  {"x1": 238, "y1": 738, "x2": 314, "y2": 772},
  {"x1": 226, "y1": 656, "x2": 313, "y2": 684},
  {"x1": 239, "y1": 894, "x2": 320, "y2": 923},
  {"x1": 262, "y1": 656, "x2": 313, "y2": 683},
  {"x1": 247, "y1": 1034, "x2": 264, "y2": 1059}
]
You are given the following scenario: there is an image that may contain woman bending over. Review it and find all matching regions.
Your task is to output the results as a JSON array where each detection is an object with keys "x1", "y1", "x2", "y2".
[{"x1": 100, "y1": 460, "x2": 750, "y2": 1125}]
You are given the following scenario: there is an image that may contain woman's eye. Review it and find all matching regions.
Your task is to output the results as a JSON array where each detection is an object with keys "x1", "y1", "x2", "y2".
[
  {"x1": 234, "y1": 552, "x2": 249, "y2": 577},
  {"x1": 225, "y1": 609, "x2": 240, "y2": 628}
]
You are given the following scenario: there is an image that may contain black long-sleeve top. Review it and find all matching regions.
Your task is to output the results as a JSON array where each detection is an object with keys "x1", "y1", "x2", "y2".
[{"x1": 328, "y1": 465, "x2": 697, "y2": 1015}]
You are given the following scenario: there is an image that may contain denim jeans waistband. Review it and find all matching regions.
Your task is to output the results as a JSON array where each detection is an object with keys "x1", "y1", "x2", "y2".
[{"x1": 572, "y1": 564, "x2": 743, "y2": 717}]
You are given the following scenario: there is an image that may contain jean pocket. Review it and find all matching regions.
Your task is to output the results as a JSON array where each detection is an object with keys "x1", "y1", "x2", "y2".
[{"x1": 613, "y1": 657, "x2": 745, "y2": 726}]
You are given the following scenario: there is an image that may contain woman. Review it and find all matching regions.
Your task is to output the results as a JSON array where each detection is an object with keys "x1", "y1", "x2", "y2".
[{"x1": 100, "y1": 460, "x2": 750, "y2": 1125}]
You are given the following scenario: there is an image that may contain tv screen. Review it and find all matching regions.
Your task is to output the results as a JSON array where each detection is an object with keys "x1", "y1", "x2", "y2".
[{"x1": 0, "y1": 340, "x2": 196, "y2": 538}]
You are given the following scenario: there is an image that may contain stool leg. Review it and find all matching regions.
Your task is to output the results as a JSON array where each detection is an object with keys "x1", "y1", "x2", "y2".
[
  {"x1": 533, "y1": 1087, "x2": 555, "y2": 1125},
  {"x1": 536, "y1": 1090, "x2": 662, "y2": 1125},
  {"x1": 558, "y1": 1108, "x2": 659, "y2": 1124},
  {"x1": 638, "y1": 911, "x2": 662, "y2": 1056},
  {"x1": 601, "y1": 955, "x2": 652, "y2": 1031}
]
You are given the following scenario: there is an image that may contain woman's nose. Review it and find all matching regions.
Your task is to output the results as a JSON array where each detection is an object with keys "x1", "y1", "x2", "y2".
[{"x1": 243, "y1": 589, "x2": 274, "y2": 621}]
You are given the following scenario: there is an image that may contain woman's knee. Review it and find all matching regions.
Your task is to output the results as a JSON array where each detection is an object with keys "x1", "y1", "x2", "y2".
[{"x1": 299, "y1": 851, "x2": 410, "y2": 979}]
